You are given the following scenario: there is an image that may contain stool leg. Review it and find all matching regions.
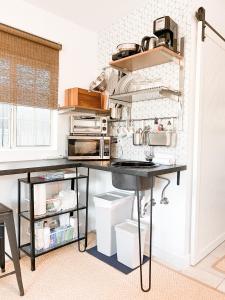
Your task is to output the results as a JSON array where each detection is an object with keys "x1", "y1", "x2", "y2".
[
  {"x1": 0, "y1": 223, "x2": 5, "y2": 272},
  {"x1": 5, "y1": 214, "x2": 24, "y2": 296}
]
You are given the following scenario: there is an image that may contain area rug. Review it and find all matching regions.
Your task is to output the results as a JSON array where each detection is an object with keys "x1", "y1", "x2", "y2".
[
  {"x1": 87, "y1": 245, "x2": 149, "y2": 274},
  {"x1": 213, "y1": 256, "x2": 225, "y2": 274},
  {"x1": 1, "y1": 236, "x2": 225, "y2": 300}
]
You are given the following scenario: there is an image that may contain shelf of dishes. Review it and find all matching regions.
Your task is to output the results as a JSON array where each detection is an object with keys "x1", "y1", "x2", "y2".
[{"x1": 110, "y1": 86, "x2": 181, "y2": 105}]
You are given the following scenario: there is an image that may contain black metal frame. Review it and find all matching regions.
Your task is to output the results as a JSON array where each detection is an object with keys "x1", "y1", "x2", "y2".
[
  {"x1": 18, "y1": 168, "x2": 89, "y2": 271},
  {"x1": 135, "y1": 171, "x2": 181, "y2": 292},
  {"x1": 196, "y1": 7, "x2": 225, "y2": 42}
]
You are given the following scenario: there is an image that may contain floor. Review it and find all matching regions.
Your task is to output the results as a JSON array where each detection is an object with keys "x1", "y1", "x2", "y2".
[
  {"x1": 181, "y1": 241, "x2": 225, "y2": 293},
  {"x1": 1, "y1": 234, "x2": 225, "y2": 300}
]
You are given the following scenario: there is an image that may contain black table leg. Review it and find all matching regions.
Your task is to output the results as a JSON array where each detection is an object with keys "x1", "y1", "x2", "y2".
[
  {"x1": 18, "y1": 180, "x2": 21, "y2": 259},
  {"x1": 84, "y1": 168, "x2": 89, "y2": 249},
  {"x1": 30, "y1": 183, "x2": 35, "y2": 271},
  {"x1": 75, "y1": 167, "x2": 89, "y2": 253},
  {"x1": 0, "y1": 223, "x2": 5, "y2": 272},
  {"x1": 136, "y1": 176, "x2": 153, "y2": 292}
]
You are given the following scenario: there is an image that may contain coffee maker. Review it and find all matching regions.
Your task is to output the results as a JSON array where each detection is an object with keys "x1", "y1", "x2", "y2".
[{"x1": 153, "y1": 16, "x2": 178, "y2": 52}]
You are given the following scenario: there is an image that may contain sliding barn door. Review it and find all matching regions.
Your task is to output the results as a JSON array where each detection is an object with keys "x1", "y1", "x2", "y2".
[{"x1": 191, "y1": 25, "x2": 225, "y2": 264}]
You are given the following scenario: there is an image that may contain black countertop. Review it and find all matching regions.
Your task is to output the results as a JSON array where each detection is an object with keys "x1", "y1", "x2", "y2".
[{"x1": 0, "y1": 158, "x2": 186, "y2": 177}]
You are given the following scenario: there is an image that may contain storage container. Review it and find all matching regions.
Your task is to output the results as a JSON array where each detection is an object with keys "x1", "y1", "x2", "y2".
[
  {"x1": 115, "y1": 219, "x2": 147, "y2": 269},
  {"x1": 93, "y1": 191, "x2": 134, "y2": 256},
  {"x1": 64, "y1": 87, "x2": 107, "y2": 110}
]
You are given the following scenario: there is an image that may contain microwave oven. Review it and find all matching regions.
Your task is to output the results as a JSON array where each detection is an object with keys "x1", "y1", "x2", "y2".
[{"x1": 67, "y1": 136, "x2": 110, "y2": 160}]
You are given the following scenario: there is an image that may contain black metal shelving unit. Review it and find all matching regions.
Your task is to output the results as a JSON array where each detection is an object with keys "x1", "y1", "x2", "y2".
[{"x1": 18, "y1": 167, "x2": 89, "y2": 271}]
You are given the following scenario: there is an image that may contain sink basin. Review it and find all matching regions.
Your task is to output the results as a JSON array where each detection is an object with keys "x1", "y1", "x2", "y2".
[
  {"x1": 111, "y1": 161, "x2": 155, "y2": 191},
  {"x1": 111, "y1": 161, "x2": 156, "y2": 168}
]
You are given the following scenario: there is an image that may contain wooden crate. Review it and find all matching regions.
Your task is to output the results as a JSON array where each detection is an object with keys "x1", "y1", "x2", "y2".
[{"x1": 64, "y1": 87, "x2": 107, "y2": 110}]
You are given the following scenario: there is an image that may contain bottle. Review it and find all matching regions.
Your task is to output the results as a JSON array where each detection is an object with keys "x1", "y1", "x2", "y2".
[
  {"x1": 35, "y1": 222, "x2": 44, "y2": 251},
  {"x1": 43, "y1": 221, "x2": 50, "y2": 250}
]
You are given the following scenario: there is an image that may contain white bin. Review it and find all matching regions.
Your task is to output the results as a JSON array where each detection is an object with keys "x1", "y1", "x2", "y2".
[
  {"x1": 94, "y1": 191, "x2": 134, "y2": 256},
  {"x1": 115, "y1": 220, "x2": 147, "y2": 269}
]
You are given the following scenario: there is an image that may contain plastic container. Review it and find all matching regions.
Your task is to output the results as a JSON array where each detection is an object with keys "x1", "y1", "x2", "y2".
[
  {"x1": 43, "y1": 221, "x2": 51, "y2": 250},
  {"x1": 93, "y1": 191, "x2": 134, "y2": 256},
  {"x1": 115, "y1": 219, "x2": 147, "y2": 269}
]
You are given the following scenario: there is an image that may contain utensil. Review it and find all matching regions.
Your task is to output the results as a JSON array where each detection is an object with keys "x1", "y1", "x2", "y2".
[
  {"x1": 141, "y1": 36, "x2": 157, "y2": 51},
  {"x1": 143, "y1": 125, "x2": 151, "y2": 145},
  {"x1": 89, "y1": 72, "x2": 107, "y2": 92},
  {"x1": 133, "y1": 128, "x2": 143, "y2": 145}
]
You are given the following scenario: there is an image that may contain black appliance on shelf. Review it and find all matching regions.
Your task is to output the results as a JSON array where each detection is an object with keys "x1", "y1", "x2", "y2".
[
  {"x1": 111, "y1": 43, "x2": 141, "y2": 61},
  {"x1": 153, "y1": 16, "x2": 178, "y2": 52}
]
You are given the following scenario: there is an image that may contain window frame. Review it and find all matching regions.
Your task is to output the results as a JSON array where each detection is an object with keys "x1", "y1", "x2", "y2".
[{"x1": 0, "y1": 104, "x2": 58, "y2": 161}]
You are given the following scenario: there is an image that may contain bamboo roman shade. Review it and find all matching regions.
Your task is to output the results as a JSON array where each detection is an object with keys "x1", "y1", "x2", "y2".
[{"x1": 0, "y1": 23, "x2": 62, "y2": 109}]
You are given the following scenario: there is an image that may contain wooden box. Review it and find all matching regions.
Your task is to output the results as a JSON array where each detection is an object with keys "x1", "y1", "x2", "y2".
[{"x1": 64, "y1": 87, "x2": 107, "y2": 110}]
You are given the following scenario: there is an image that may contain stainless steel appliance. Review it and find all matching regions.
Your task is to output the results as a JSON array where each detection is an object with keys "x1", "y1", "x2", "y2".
[
  {"x1": 70, "y1": 115, "x2": 108, "y2": 135},
  {"x1": 141, "y1": 36, "x2": 157, "y2": 51},
  {"x1": 153, "y1": 16, "x2": 178, "y2": 52},
  {"x1": 68, "y1": 136, "x2": 110, "y2": 160}
]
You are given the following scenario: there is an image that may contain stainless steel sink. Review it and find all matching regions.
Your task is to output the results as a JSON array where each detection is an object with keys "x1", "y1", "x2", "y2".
[{"x1": 111, "y1": 161, "x2": 156, "y2": 191}]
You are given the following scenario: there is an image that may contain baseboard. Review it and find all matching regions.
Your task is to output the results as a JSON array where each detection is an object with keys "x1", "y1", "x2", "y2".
[
  {"x1": 151, "y1": 243, "x2": 190, "y2": 270},
  {"x1": 191, "y1": 232, "x2": 225, "y2": 265}
]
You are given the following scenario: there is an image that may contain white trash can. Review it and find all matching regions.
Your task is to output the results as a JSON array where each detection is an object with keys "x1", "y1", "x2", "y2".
[
  {"x1": 115, "y1": 219, "x2": 147, "y2": 269},
  {"x1": 94, "y1": 191, "x2": 134, "y2": 256}
]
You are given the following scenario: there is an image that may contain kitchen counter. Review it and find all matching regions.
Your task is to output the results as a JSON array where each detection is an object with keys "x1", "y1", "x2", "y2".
[
  {"x1": 81, "y1": 160, "x2": 186, "y2": 177},
  {"x1": 0, "y1": 158, "x2": 186, "y2": 177}
]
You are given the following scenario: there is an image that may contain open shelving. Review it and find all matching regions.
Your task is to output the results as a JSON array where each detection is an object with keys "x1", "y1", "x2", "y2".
[
  {"x1": 20, "y1": 235, "x2": 85, "y2": 257},
  {"x1": 58, "y1": 105, "x2": 110, "y2": 115},
  {"x1": 110, "y1": 86, "x2": 181, "y2": 105},
  {"x1": 18, "y1": 168, "x2": 89, "y2": 271},
  {"x1": 19, "y1": 205, "x2": 86, "y2": 222},
  {"x1": 109, "y1": 46, "x2": 183, "y2": 72}
]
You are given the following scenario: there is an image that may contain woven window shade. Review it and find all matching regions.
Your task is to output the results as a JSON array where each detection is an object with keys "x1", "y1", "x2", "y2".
[{"x1": 0, "y1": 23, "x2": 62, "y2": 109}]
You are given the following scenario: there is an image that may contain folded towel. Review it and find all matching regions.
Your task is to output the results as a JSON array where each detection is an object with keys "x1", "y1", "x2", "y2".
[{"x1": 153, "y1": 156, "x2": 176, "y2": 166}]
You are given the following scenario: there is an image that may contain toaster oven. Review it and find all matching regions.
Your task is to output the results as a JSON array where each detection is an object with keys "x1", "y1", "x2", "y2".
[{"x1": 70, "y1": 115, "x2": 108, "y2": 135}]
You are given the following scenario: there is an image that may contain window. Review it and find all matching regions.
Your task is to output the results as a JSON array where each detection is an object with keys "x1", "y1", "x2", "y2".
[
  {"x1": 16, "y1": 106, "x2": 51, "y2": 147},
  {"x1": 0, "y1": 103, "x2": 10, "y2": 148},
  {"x1": 0, "y1": 103, "x2": 52, "y2": 148},
  {"x1": 0, "y1": 23, "x2": 61, "y2": 150}
]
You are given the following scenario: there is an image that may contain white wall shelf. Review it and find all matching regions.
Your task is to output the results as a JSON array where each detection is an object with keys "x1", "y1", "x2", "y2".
[{"x1": 109, "y1": 86, "x2": 181, "y2": 106}]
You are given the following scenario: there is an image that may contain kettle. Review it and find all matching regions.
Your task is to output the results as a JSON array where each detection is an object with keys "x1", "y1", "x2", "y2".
[{"x1": 141, "y1": 36, "x2": 157, "y2": 51}]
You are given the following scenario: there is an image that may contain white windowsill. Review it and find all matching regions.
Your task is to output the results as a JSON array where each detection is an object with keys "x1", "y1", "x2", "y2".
[{"x1": 0, "y1": 148, "x2": 64, "y2": 162}]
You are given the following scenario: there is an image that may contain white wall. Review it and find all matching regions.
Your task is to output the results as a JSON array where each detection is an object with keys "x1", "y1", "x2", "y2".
[
  {"x1": 0, "y1": 0, "x2": 98, "y2": 251},
  {"x1": 97, "y1": 0, "x2": 194, "y2": 268}
]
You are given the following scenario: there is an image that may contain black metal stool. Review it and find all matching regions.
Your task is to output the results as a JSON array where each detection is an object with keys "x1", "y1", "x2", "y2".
[{"x1": 0, "y1": 203, "x2": 24, "y2": 296}]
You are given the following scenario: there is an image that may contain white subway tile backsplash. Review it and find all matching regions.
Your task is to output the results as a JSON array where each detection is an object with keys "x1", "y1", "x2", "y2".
[{"x1": 98, "y1": 0, "x2": 193, "y2": 163}]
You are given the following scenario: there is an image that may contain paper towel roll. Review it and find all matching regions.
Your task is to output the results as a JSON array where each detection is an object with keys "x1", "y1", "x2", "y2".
[{"x1": 34, "y1": 184, "x2": 47, "y2": 216}]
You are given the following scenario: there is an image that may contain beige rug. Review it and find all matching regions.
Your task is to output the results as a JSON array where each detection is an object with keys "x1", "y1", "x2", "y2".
[
  {"x1": 1, "y1": 237, "x2": 225, "y2": 300},
  {"x1": 213, "y1": 256, "x2": 225, "y2": 274}
]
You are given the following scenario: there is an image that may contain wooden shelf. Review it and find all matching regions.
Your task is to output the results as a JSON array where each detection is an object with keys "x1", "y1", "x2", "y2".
[
  {"x1": 58, "y1": 105, "x2": 110, "y2": 115},
  {"x1": 109, "y1": 46, "x2": 182, "y2": 72}
]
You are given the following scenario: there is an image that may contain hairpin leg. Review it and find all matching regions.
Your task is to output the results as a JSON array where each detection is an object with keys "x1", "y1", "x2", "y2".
[{"x1": 136, "y1": 176, "x2": 153, "y2": 292}]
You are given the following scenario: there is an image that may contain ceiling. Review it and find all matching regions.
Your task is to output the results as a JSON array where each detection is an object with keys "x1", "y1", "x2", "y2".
[{"x1": 24, "y1": 0, "x2": 143, "y2": 32}]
